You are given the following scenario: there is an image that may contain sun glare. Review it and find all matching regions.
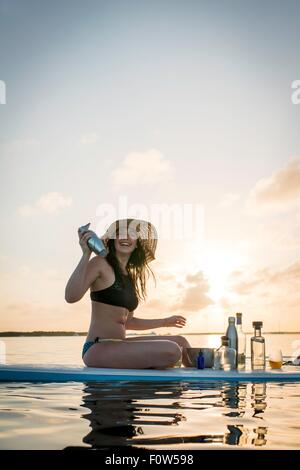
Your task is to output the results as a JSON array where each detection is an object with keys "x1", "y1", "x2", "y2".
[{"x1": 197, "y1": 247, "x2": 245, "y2": 302}]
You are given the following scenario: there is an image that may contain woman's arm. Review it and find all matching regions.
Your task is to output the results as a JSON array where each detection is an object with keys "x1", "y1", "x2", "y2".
[
  {"x1": 126, "y1": 317, "x2": 165, "y2": 330},
  {"x1": 65, "y1": 253, "x2": 103, "y2": 303},
  {"x1": 65, "y1": 228, "x2": 104, "y2": 303},
  {"x1": 126, "y1": 315, "x2": 186, "y2": 330}
]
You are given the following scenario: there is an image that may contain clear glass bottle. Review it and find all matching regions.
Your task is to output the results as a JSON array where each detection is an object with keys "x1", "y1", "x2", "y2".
[
  {"x1": 236, "y1": 312, "x2": 246, "y2": 370},
  {"x1": 226, "y1": 316, "x2": 238, "y2": 368},
  {"x1": 213, "y1": 336, "x2": 236, "y2": 371},
  {"x1": 213, "y1": 344, "x2": 221, "y2": 370},
  {"x1": 251, "y1": 321, "x2": 265, "y2": 370}
]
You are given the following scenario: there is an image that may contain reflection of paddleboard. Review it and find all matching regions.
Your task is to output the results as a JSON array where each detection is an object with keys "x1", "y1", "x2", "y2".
[{"x1": 1, "y1": 364, "x2": 300, "y2": 382}]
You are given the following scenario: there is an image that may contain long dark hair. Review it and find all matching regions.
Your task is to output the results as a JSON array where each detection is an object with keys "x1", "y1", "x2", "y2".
[{"x1": 105, "y1": 222, "x2": 156, "y2": 302}]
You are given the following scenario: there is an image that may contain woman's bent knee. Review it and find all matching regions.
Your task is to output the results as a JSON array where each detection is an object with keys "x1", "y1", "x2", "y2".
[
  {"x1": 173, "y1": 335, "x2": 191, "y2": 349},
  {"x1": 162, "y1": 341, "x2": 182, "y2": 366}
]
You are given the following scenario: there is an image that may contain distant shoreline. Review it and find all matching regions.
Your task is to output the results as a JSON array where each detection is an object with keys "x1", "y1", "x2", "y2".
[{"x1": 0, "y1": 331, "x2": 299, "y2": 337}]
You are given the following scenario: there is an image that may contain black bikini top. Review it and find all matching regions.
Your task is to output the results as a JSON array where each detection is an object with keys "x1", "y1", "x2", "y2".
[{"x1": 90, "y1": 268, "x2": 139, "y2": 311}]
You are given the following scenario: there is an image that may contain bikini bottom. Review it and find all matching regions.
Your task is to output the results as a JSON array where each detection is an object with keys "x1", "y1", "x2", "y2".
[{"x1": 82, "y1": 337, "x2": 122, "y2": 359}]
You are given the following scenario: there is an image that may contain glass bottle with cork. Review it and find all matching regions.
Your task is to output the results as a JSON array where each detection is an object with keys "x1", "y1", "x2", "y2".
[
  {"x1": 213, "y1": 336, "x2": 236, "y2": 371},
  {"x1": 251, "y1": 321, "x2": 265, "y2": 370}
]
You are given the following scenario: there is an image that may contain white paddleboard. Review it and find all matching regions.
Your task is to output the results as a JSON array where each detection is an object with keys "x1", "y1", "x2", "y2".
[{"x1": 1, "y1": 364, "x2": 300, "y2": 382}]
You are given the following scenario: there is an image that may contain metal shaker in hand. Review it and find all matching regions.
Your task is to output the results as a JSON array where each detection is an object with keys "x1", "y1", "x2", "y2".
[{"x1": 78, "y1": 223, "x2": 108, "y2": 257}]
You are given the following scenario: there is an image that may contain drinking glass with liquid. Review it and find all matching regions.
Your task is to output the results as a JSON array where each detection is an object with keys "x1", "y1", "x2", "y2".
[{"x1": 268, "y1": 349, "x2": 283, "y2": 369}]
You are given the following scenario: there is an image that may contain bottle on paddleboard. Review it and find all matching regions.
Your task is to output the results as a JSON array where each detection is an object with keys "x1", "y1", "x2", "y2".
[
  {"x1": 197, "y1": 351, "x2": 205, "y2": 369},
  {"x1": 251, "y1": 321, "x2": 266, "y2": 370},
  {"x1": 226, "y1": 316, "x2": 238, "y2": 368},
  {"x1": 213, "y1": 336, "x2": 236, "y2": 371},
  {"x1": 236, "y1": 312, "x2": 246, "y2": 370},
  {"x1": 78, "y1": 223, "x2": 108, "y2": 257}
]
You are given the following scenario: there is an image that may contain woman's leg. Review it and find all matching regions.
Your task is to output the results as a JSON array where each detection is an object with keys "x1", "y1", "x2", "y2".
[
  {"x1": 82, "y1": 339, "x2": 182, "y2": 369},
  {"x1": 125, "y1": 335, "x2": 192, "y2": 367}
]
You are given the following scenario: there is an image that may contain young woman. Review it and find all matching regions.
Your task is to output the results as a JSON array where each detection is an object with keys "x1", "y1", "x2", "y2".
[{"x1": 65, "y1": 218, "x2": 191, "y2": 369}]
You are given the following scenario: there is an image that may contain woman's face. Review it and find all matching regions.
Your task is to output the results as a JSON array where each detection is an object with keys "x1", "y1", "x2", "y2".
[{"x1": 114, "y1": 228, "x2": 138, "y2": 256}]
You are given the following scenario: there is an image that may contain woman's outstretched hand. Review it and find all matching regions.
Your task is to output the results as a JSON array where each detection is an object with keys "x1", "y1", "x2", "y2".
[{"x1": 163, "y1": 315, "x2": 186, "y2": 328}]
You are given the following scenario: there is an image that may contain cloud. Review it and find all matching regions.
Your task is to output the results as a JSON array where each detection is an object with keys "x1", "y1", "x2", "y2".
[
  {"x1": 140, "y1": 298, "x2": 167, "y2": 316},
  {"x1": 111, "y1": 149, "x2": 173, "y2": 186},
  {"x1": 18, "y1": 192, "x2": 72, "y2": 216},
  {"x1": 247, "y1": 158, "x2": 300, "y2": 213},
  {"x1": 229, "y1": 277, "x2": 264, "y2": 296},
  {"x1": 219, "y1": 296, "x2": 234, "y2": 311},
  {"x1": 170, "y1": 271, "x2": 214, "y2": 313},
  {"x1": 145, "y1": 298, "x2": 165, "y2": 309},
  {"x1": 228, "y1": 261, "x2": 300, "y2": 296},
  {"x1": 158, "y1": 272, "x2": 177, "y2": 281},
  {"x1": 217, "y1": 193, "x2": 240, "y2": 208},
  {"x1": 267, "y1": 261, "x2": 300, "y2": 286},
  {"x1": 225, "y1": 261, "x2": 300, "y2": 330},
  {"x1": 18, "y1": 265, "x2": 31, "y2": 276},
  {"x1": 80, "y1": 133, "x2": 100, "y2": 144}
]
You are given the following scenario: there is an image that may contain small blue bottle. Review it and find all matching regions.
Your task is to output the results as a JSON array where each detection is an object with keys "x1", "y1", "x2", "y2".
[{"x1": 197, "y1": 352, "x2": 205, "y2": 369}]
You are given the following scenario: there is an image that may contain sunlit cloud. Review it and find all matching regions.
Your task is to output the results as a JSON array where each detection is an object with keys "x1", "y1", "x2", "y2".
[
  {"x1": 139, "y1": 298, "x2": 167, "y2": 317},
  {"x1": 79, "y1": 133, "x2": 100, "y2": 144},
  {"x1": 224, "y1": 260, "x2": 300, "y2": 331},
  {"x1": 217, "y1": 192, "x2": 240, "y2": 208},
  {"x1": 111, "y1": 149, "x2": 173, "y2": 186},
  {"x1": 228, "y1": 260, "x2": 300, "y2": 295},
  {"x1": 170, "y1": 271, "x2": 213, "y2": 313},
  {"x1": 17, "y1": 265, "x2": 31, "y2": 276},
  {"x1": 247, "y1": 158, "x2": 300, "y2": 213},
  {"x1": 18, "y1": 192, "x2": 72, "y2": 216},
  {"x1": 218, "y1": 296, "x2": 234, "y2": 311}
]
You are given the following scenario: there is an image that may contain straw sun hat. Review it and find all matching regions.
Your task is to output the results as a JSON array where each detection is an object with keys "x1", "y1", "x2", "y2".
[{"x1": 101, "y1": 218, "x2": 158, "y2": 263}]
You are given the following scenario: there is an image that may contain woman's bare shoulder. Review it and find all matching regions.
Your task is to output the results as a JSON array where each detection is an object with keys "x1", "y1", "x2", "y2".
[
  {"x1": 89, "y1": 256, "x2": 114, "y2": 290},
  {"x1": 89, "y1": 255, "x2": 112, "y2": 275}
]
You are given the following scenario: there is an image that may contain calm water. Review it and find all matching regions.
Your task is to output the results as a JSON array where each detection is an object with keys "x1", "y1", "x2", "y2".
[{"x1": 0, "y1": 334, "x2": 300, "y2": 450}]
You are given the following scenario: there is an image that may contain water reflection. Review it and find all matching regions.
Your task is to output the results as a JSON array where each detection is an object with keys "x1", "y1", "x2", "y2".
[
  {"x1": 251, "y1": 383, "x2": 267, "y2": 417},
  {"x1": 252, "y1": 426, "x2": 268, "y2": 446},
  {"x1": 220, "y1": 383, "x2": 247, "y2": 417},
  {"x1": 71, "y1": 380, "x2": 270, "y2": 449},
  {"x1": 80, "y1": 382, "x2": 186, "y2": 448}
]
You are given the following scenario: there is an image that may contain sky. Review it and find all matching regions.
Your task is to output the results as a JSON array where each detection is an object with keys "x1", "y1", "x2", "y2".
[{"x1": 0, "y1": 0, "x2": 300, "y2": 333}]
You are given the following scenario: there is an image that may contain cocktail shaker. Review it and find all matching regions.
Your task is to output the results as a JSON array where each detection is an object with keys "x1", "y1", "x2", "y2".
[{"x1": 78, "y1": 223, "x2": 108, "y2": 257}]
